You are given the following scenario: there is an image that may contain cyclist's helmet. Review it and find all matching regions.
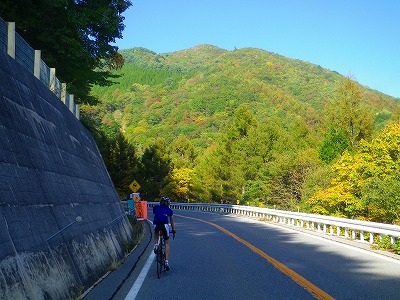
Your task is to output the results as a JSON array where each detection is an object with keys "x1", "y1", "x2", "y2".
[{"x1": 160, "y1": 196, "x2": 171, "y2": 206}]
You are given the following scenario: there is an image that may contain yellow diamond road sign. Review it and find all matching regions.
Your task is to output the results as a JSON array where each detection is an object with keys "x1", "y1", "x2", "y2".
[{"x1": 129, "y1": 180, "x2": 141, "y2": 192}]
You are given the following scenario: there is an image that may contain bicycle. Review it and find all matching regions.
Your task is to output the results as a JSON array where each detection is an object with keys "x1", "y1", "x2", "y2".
[
  {"x1": 155, "y1": 229, "x2": 166, "y2": 278},
  {"x1": 155, "y1": 227, "x2": 175, "y2": 278}
]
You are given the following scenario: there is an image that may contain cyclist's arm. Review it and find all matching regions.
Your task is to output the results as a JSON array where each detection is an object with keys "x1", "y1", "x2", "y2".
[{"x1": 170, "y1": 215, "x2": 175, "y2": 231}]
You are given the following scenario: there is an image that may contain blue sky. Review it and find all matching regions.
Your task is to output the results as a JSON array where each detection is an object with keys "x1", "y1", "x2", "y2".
[{"x1": 115, "y1": 0, "x2": 400, "y2": 98}]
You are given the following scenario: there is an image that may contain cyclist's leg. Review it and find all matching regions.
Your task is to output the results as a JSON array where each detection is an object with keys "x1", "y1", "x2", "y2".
[
  {"x1": 165, "y1": 239, "x2": 170, "y2": 260},
  {"x1": 154, "y1": 224, "x2": 158, "y2": 243},
  {"x1": 162, "y1": 224, "x2": 171, "y2": 261},
  {"x1": 153, "y1": 224, "x2": 161, "y2": 253}
]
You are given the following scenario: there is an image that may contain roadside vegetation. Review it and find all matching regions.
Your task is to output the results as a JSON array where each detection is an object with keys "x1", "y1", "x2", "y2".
[{"x1": 81, "y1": 46, "x2": 400, "y2": 225}]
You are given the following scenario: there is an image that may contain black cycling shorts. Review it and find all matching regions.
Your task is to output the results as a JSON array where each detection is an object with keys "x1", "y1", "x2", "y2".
[{"x1": 154, "y1": 223, "x2": 170, "y2": 240}]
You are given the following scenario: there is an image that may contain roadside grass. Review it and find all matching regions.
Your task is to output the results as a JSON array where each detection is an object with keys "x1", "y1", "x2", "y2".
[{"x1": 125, "y1": 215, "x2": 145, "y2": 253}]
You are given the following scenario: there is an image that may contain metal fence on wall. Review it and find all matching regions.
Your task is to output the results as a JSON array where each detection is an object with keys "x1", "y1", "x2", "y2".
[
  {"x1": 0, "y1": 19, "x2": 6, "y2": 53},
  {"x1": 0, "y1": 17, "x2": 80, "y2": 119}
]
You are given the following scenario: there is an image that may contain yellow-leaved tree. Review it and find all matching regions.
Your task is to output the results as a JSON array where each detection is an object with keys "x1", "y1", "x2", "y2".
[
  {"x1": 308, "y1": 123, "x2": 400, "y2": 223},
  {"x1": 162, "y1": 168, "x2": 194, "y2": 202}
]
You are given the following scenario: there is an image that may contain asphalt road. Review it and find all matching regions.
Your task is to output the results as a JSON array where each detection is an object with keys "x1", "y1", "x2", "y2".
[{"x1": 83, "y1": 210, "x2": 400, "y2": 300}]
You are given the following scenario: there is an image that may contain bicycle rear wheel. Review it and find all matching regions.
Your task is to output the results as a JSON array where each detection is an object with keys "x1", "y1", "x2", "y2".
[{"x1": 156, "y1": 243, "x2": 164, "y2": 278}]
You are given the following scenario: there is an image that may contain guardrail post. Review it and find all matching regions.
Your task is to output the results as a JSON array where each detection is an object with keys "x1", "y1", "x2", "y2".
[
  {"x1": 337, "y1": 226, "x2": 341, "y2": 236},
  {"x1": 360, "y1": 230, "x2": 364, "y2": 242},
  {"x1": 34, "y1": 50, "x2": 41, "y2": 79},
  {"x1": 7, "y1": 22, "x2": 15, "y2": 58},
  {"x1": 75, "y1": 104, "x2": 80, "y2": 120},
  {"x1": 345, "y1": 227, "x2": 349, "y2": 238},
  {"x1": 69, "y1": 94, "x2": 75, "y2": 112},
  {"x1": 50, "y1": 68, "x2": 56, "y2": 92},
  {"x1": 61, "y1": 83, "x2": 67, "y2": 104}
]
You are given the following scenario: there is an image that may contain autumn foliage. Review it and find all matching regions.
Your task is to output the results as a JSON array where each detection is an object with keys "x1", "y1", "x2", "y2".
[
  {"x1": 309, "y1": 123, "x2": 400, "y2": 223},
  {"x1": 81, "y1": 46, "x2": 400, "y2": 224}
]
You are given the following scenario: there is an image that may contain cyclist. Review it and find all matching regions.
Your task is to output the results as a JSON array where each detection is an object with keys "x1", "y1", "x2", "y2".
[{"x1": 153, "y1": 196, "x2": 176, "y2": 271}]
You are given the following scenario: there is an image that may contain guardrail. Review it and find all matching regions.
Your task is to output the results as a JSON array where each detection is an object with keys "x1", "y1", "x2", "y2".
[{"x1": 146, "y1": 202, "x2": 400, "y2": 245}]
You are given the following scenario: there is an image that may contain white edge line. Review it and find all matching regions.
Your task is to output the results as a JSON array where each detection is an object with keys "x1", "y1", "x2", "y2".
[
  {"x1": 124, "y1": 220, "x2": 155, "y2": 300},
  {"x1": 124, "y1": 251, "x2": 155, "y2": 300}
]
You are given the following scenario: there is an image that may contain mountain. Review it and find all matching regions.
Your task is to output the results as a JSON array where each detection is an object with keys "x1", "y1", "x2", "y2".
[
  {"x1": 84, "y1": 45, "x2": 400, "y2": 207},
  {"x1": 90, "y1": 45, "x2": 397, "y2": 149}
]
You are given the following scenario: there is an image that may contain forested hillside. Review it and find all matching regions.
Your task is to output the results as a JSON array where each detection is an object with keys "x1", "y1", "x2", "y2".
[{"x1": 82, "y1": 45, "x2": 400, "y2": 224}]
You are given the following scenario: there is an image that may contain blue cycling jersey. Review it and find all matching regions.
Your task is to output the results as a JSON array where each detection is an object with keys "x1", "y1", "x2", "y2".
[{"x1": 153, "y1": 205, "x2": 173, "y2": 224}]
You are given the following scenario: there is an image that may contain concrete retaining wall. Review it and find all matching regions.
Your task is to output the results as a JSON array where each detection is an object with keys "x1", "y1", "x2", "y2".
[{"x1": 0, "y1": 50, "x2": 133, "y2": 299}]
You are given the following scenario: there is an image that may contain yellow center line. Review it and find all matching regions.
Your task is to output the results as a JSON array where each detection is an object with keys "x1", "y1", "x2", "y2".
[{"x1": 176, "y1": 214, "x2": 335, "y2": 300}]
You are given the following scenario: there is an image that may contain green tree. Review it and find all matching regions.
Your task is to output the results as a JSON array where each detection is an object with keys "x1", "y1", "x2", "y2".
[
  {"x1": 392, "y1": 106, "x2": 400, "y2": 125},
  {"x1": 169, "y1": 135, "x2": 197, "y2": 169},
  {"x1": 0, "y1": 0, "x2": 131, "y2": 103},
  {"x1": 240, "y1": 179, "x2": 272, "y2": 207},
  {"x1": 327, "y1": 77, "x2": 374, "y2": 147},
  {"x1": 221, "y1": 106, "x2": 259, "y2": 201},
  {"x1": 190, "y1": 143, "x2": 224, "y2": 203},
  {"x1": 191, "y1": 107, "x2": 282, "y2": 205},
  {"x1": 226, "y1": 105, "x2": 258, "y2": 140},
  {"x1": 108, "y1": 132, "x2": 138, "y2": 198},
  {"x1": 319, "y1": 127, "x2": 351, "y2": 164},
  {"x1": 137, "y1": 139, "x2": 171, "y2": 201},
  {"x1": 80, "y1": 105, "x2": 111, "y2": 160},
  {"x1": 265, "y1": 148, "x2": 320, "y2": 210},
  {"x1": 301, "y1": 164, "x2": 333, "y2": 203},
  {"x1": 361, "y1": 173, "x2": 400, "y2": 224}
]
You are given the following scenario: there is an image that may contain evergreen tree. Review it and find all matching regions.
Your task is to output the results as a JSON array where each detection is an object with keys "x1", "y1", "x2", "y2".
[
  {"x1": 138, "y1": 139, "x2": 171, "y2": 201},
  {"x1": 108, "y1": 132, "x2": 138, "y2": 198},
  {"x1": 319, "y1": 127, "x2": 351, "y2": 164},
  {"x1": 327, "y1": 77, "x2": 374, "y2": 147},
  {"x1": 0, "y1": 0, "x2": 131, "y2": 103}
]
